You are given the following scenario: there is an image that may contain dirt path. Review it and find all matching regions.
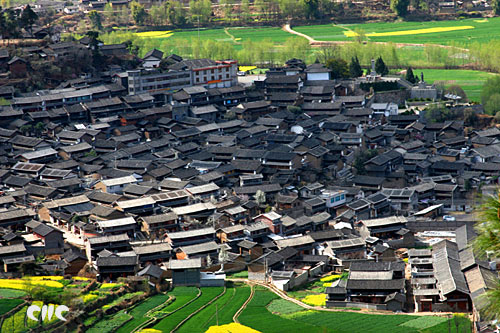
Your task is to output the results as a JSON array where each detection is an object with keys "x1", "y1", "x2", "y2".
[
  {"x1": 233, "y1": 284, "x2": 255, "y2": 323},
  {"x1": 283, "y1": 24, "x2": 469, "y2": 51}
]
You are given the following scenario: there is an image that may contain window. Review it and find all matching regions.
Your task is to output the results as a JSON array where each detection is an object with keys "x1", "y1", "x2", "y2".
[
  {"x1": 341, "y1": 194, "x2": 345, "y2": 200},
  {"x1": 331, "y1": 198, "x2": 335, "y2": 204},
  {"x1": 334, "y1": 196, "x2": 340, "y2": 202}
]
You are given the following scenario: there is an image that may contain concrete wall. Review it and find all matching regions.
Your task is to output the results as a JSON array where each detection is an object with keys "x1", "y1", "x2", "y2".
[
  {"x1": 406, "y1": 220, "x2": 468, "y2": 232},
  {"x1": 326, "y1": 301, "x2": 388, "y2": 310},
  {"x1": 249, "y1": 271, "x2": 266, "y2": 281},
  {"x1": 293, "y1": 271, "x2": 308, "y2": 288},
  {"x1": 309, "y1": 263, "x2": 324, "y2": 277}
]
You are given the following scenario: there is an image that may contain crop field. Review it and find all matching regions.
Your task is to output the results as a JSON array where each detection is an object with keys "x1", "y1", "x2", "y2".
[
  {"x1": 0, "y1": 289, "x2": 27, "y2": 298},
  {"x1": 135, "y1": 26, "x2": 295, "y2": 45},
  {"x1": 410, "y1": 68, "x2": 496, "y2": 102},
  {"x1": 152, "y1": 287, "x2": 224, "y2": 332},
  {"x1": 0, "y1": 298, "x2": 24, "y2": 316},
  {"x1": 178, "y1": 284, "x2": 251, "y2": 332},
  {"x1": 238, "y1": 289, "x2": 471, "y2": 333},
  {"x1": 115, "y1": 293, "x2": 171, "y2": 333},
  {"x1": 293, "y1": 17, "x2": 500, "y2": 46}
]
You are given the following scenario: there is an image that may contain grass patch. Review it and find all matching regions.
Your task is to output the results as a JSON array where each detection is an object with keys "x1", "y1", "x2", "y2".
[
  {"x1": 400, "y1": 316, "x2": 447, "y2": 330},
  {"x1": 226, "y1": 271, "x2": 248, "y2": 278},
  {"x1": 0, "y1": 289, "x2": 27, "y2": 298},
  {"x1": 267, "y1": 298, "x2": 303, "y2": 315}
]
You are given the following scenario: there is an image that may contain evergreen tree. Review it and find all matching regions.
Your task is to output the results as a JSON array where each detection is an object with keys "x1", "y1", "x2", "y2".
[
  {"x1": 326, "y1": 58, "x2": 349, "y2": 79},
  {"x1": 131, "y1": 1, "x2": 148, "y2": 26},
  {"x1": 375, "y1": 56, "x2": 389, "y2": 76},
  {"x1": 349, "y1": 56, "x2": 363, "y2": 78},
  {"x1": 405, "y1": 66, "x2": 417, "y2": 84},
  {"x1": 390, "y1": 0, "x2": 409, "y2": 17},
  {"x1": 20, "y1": 4, "x2": 38, "y2": 36},
  {"x1": 88, "y1": 10, "x2": 102, "y2": 30}
]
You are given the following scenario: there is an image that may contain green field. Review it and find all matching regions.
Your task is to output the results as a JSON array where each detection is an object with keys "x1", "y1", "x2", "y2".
[
  {"x1": 152, "y1": 287, "x2": 224, "y2": 332},
  {"x1": 0, "y1": 299, "x2": 23, "y2": 316},
  {"x1": 239, "y1": 289, "x2": 472, "y2": 333},
  {"x1": 411, "y1": 68, "x2": 495, "y2": 102},
  {"x1": 294, "y1": 17, "x2": 500, "y2": 46},
  {"x1": 178, "y1": 285, "x2": 251, "y2": 332},
  {"x1": 0, "y1": 289, "x2": 27, "y2": 298},
  {"x1": 115, "y1": 293, "x2": 171, "y2": 333}
]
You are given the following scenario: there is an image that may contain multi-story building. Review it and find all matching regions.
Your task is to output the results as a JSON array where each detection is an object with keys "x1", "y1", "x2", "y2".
[
  {"x1": 124, "y1": 68, "x2": 192, "y2": 95},
  {"x1": 169, "y1": 59, "x2": 238, "y2": 88}
]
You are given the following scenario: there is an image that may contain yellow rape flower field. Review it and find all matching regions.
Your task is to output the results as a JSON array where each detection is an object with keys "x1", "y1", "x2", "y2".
[
  {"x1": 320, "y1": 274, "x2": 341, "y2": 282},
  {"x1": 135, "y1": 31, "x2": 174, "y2": 38},
  {"x1": 344, "y1": 25, "x2": 475, "y2": 37},
  {"x1": 301, "y1": 294, "x2": 326, "y2": 306},
  {"x1": 0, "y1": 279, "x2": 64, "y2": 290},
  {"x1": 206, "y1": 323, "x2": 261, "y2": 333},
  {"x1": 25, "y1": 276, "x2": 64, "y2": 281},
  {"x1": 239, "y1": 66, "x2": 257, "y2": 72},
  {"x1": 73, "y1": 277, "x2": 92, "y2": 281}
]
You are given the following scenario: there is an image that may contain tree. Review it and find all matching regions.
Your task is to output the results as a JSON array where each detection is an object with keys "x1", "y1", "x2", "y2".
[
  {"x1": 255, "y1": 190, "x2": 266, "y2": 205},
  {"x1": 131, "y1": 1, "x2": 148, "y2": 26},
  {"x1": 481, "y1": 76, "x2": 500, "y2": 107},
  {"x1": 485, "y1": 94, "x2": 500, "y2": 115},
  {"x1": 86, "y1": 31, "x2": 104, "y2": 70},
  {"x1": 189, "y1": 0, "x2": 212, "y2": 24},
  {"x1": 474, "y1": 195, "x2": 500, "y2": 319},
  {"x1": 390, "y1": 0, "x2": 409, "y2": 16},
  {"x1": 20, "y1": 5, "x2": 38, "y2": 37},
  {"x1": 287, "y1": 105, "x2": 302, "y2": 114},
  {"x1": 405, "y1": 67, "x2": 417, "y2": 84},
  {"x1": 375, "y1": 56, "x2": 389, "y2": 76},
  {"x1": 88, "y1": 10, "x2": 102, "y2": 30},
  {"x1": 445, "y1": 84, "x2": 467, "y2": 102},
  {"x1": 492, "y1": 0, "x2": 500, "y2": 15},
  {"x1": 464, "y1": 108, "x2": 478, "y2": 126},
  {"x1": 240, "y1": 0, "x2": 250, "y2": 23},
  {"x1": 353, "y1": 149, "x2": 378, "y2": 174},
  {"x1": 20, "y1": 124, "x2": 32, "y2": 135},
  {"x1": 326, "y1": 58, "x2": 349, "y2": 79},
  {"x1": 166, "y1": 1, "x2": 186, "y2": 26},
  {"x1": 301, "y1": 0, "x2": 319, "y2": 19},
  {"x1": 34, "y1": 122, "x2": 45, "y2": 136},
  {"x1": 349, "y1": 56, "x2": 363, "y2": 78}
]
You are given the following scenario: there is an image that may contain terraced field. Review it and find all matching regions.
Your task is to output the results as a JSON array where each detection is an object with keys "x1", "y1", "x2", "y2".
[
  {"x1": 178, "y1": 284, "x2": 251, "y2": 332},
  {"x1": 115, "y1": 293, "x2": 171, "y2": 333},
  {"x1": 152, "y1": 287, "x2": 224, "y2": 332}
]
